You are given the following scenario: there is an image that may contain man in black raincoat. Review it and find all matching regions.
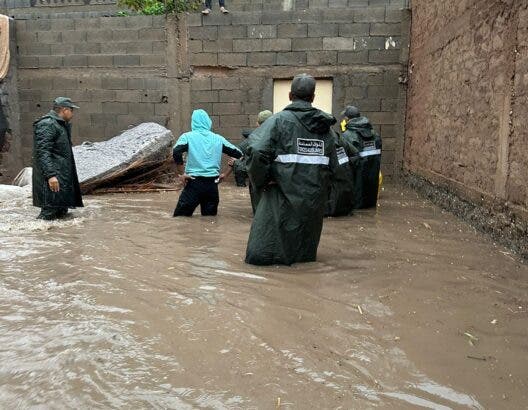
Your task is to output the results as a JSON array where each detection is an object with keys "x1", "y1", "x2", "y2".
[
  {"x1": 226, "y1": 110, "x2": 273, "y2": 214},
  {"x1": 341, "y1": 106, "x2": 382, "y2": 209},
  {"x1": 245, "y1": 74, "x2": 338, "y2": 266},
  {"x1": 230, "y1": 110, "x2": 273, "y2": 188},
  {"x1": 325, "y1": 130, "x2": 358, "y2": 217},
  {"x1": 32, "y1": 97, "x2": 83, "y2": 220}
]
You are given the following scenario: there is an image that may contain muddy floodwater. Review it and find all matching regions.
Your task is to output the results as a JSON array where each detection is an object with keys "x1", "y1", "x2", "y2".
[{"x1": 1, "y1": 185, "x2": 527, "y2": 409}]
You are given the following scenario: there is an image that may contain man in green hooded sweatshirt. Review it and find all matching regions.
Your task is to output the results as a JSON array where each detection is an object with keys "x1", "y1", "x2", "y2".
[
  {"x1": 341, "y1": 106, "x2": 382, "y2": 209},
  {"x1": 244, "y1": 74, "x2": 338, "y2": 266}
]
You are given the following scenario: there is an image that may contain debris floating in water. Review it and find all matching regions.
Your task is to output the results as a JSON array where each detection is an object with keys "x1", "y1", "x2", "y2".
[
  {"x1": 467, "y1": 355, "x2": 487, "y2": 361},
  {"x1": 464, "y1": 332, "x2": 479, "y2": 346}
]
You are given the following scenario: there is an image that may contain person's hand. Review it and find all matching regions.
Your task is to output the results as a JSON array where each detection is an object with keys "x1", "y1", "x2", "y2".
[
  {"x1": 227, "y1": 158, "x2": 235, "y2": 167},
  {"x1": 48, "y1": 177, "x2": 60, "y2": 192},
  {"x1": 216, "y1": 173, "x2": 226, "y2": 184},
  {"x1": 178, "y1": 174, "x2": 195, "y2": 186}
]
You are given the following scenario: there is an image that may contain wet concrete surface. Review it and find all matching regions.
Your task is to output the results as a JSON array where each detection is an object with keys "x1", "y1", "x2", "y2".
[{"x1": 0, "y1": 184, "x2": 527, "y2": 409}]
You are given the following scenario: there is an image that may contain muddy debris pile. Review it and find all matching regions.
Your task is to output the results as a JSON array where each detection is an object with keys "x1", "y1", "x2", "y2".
[
  {"x1": 1, "y1": 122, "x2": 177, "y2": 200},
  {"x1": 74, "y1": 122, "x2": 175, "y2": 194}
]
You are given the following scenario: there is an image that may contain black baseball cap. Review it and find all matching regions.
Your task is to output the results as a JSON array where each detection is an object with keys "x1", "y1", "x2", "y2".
[
  {"x1": 341, "y1": 105, "x2": 360, "y2": 118},
  {"x1": 291, "y1": 74, "x2": 316, "y2": 99},
  {"x1": 53, "y1": 97, "x2": 80, "y2": 109}
]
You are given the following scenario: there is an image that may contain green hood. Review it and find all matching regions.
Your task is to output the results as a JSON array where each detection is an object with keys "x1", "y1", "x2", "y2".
[
  {"x1": 285, "y1": 100, "x2": 336, "y2": 134},
  {"x1": 346, "y1": 116, "x2": 373, "y2": 138}
]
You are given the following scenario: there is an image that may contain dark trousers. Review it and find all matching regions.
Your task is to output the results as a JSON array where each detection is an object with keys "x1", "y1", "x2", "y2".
[
  {"x1": 204, "y1": 0, "x2": 225, "y2": 8},
  {"x1": 173, "y1": 177, "x2": 219, "y2": 217},
  {"x1": 37, "y1": 207, "x2": 68, "y2": 221}
]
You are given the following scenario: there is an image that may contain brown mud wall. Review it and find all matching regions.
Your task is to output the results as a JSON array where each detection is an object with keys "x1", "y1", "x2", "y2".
[{"x1": 405, "y1": 1, "x2": 528, "y2": 236}]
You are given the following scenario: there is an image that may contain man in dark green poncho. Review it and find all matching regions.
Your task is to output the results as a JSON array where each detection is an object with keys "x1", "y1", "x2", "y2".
[
  {"x1": 244, "y1": 74, "x2": 338, "y2": 266},
  {"x1": 32, "y1": 97, "x2": 84, "y2": 220},
  {"x1": 228, "y1": 110, "x2": 273, "y2": 189},
  {"x1": 226, "y1": 110, "x2": 273, "y2": 214},
  {"x1": 341, "y1": 106, "x2": 382, "y2": 209}
]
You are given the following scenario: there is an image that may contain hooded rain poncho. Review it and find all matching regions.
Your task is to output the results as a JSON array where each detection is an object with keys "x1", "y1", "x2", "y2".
[
  {"x1": 245, "y1": 100, "x2": 338, "y2": 266},
  {"x1": 342, "y1": 116, "x2": 382, "y2": 209}
]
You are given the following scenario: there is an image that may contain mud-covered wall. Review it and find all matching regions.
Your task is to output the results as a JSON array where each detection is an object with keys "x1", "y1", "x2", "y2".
[
  {"x1": 0, "y1": 16, "x2": 20, "y2": 183},
  {"x1": 405, "y1": 0, "x2": 528, "y2": 218}
]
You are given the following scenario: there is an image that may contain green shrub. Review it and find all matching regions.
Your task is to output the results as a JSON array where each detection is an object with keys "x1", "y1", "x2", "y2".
[{"x1": 117, "y1": 0, "x2": 202, "y2": 15}]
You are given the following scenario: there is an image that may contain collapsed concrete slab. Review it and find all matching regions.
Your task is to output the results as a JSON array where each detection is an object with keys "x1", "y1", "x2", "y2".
[{"x1": 74, "y1": 122, "x2": 174, "y2": 194}]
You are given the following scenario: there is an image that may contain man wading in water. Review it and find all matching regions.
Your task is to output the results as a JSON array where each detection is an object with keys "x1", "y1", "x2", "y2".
[
  {"x1": 172, "y1": 109, "x2": 242, "y2": 217},
  {"x1": 32, "y1": 97, "x2": 83, "y2": 221},
  {"x1": 224, "y1": 109, "x2": 273, "y2": 214},
  {"x1": 244, "y1": 74, "x2": 339, "y2": 265}
]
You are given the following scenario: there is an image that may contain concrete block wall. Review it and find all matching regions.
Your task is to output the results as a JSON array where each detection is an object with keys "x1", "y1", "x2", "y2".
[
  {"x1": 9, "y1": 1, "x2": 409, "y2": 177},
  {"x1": 217, "y1": 0, "x2": 408, "y2": 11},
  {"x1": 2, "y1": 0, "x2": 408, "y2": 15},
  {"x1": 15, "y1": 15, "x2": 169, "y2": 162},
  {"x1": 405, "y1": 0, "x2": 528, "y2": 217},
  {"x1": 3, "y1": 0, "x2": 119, "y2": 19},
  {"x1": 188, "y1": 5, "x2": 408, "y2": 176}
]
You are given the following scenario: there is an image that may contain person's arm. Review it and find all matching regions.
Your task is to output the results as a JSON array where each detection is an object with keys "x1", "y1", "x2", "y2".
[
  {"x1": 175, "y1": 163, "x2": 185, "y2": 175},
  {"x1": 34, "y1": 120, "x2": 60, "y2": 192},
  {"x1": 224, "y1": 158, "x2": 236, "y2": 178},
  {"x1": 215, "y1": 157, "x2": 236, "y2": 184},
  {"x1": 212, "y1": 139, "x2": 242, "y2": 184},
  {"x1": 172, "y1": 135, "x2": 194, "y2": 185},
  {"x1": 339, "y1": 132, "x2": 359, "y2": 157},
  {"x1": 221, "y1": 138, "x2": 243, "y2": 159},
  {"x1": 328, "y1": 131, "x2": 340, "y2": 176},
  {"x1": 374, "y1": 130, "x2": 382, "y2": 150},
  {"x1": 245, "y1": 118, "x2": 277, "y2": 190},
  {"x1": 172, "y1": 134, "x2": 188, "y2": 165}
]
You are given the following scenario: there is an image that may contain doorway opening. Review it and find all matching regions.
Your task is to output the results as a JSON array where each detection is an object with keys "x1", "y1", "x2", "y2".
[{"x1": 273, "y1": 78, "x2": 333, "y2": 115}]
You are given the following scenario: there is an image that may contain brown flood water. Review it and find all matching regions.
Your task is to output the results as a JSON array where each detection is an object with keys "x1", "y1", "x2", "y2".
[{"x1": 0, "y1": 184, "x2": 527, "y2": 409}]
